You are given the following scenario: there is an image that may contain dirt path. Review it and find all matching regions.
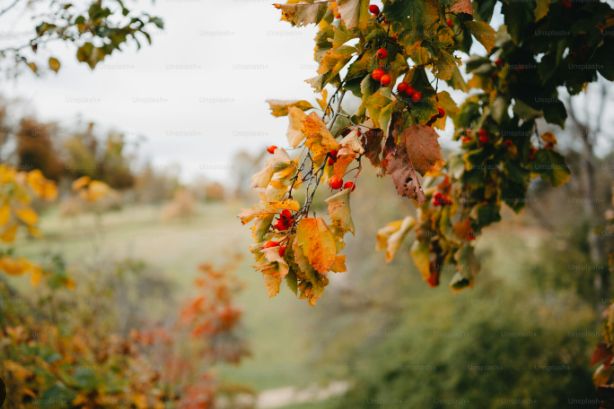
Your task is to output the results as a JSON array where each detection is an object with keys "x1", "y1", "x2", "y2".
[{"x1": 256, "y1": 381, "x2": 349, "y2": 408}]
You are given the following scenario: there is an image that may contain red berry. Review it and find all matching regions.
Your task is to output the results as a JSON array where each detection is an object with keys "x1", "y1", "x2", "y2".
[
  {"x1": 461, "y1": 136, "x2": 472, "y2": 144},
  {"x1": 495, "y1": 58, "x2": 503, "y2": 67},
  {"x1": 561, "y1": 0, "x2": 572, "y2": 8},
  {"x1": 278, "y1": 245, "x2": 287, "y2": 257},
  {"x1": 371, "y1": 68, "x2": 384, "y2": 81},
  {"x1": 529, "y1": 146, "x2": 538, "y2": 161},
  {"x1": 344, "y1": 181, "x2": 356, "y2": 191},
  {"x1": 405, "y1": 85, "x2": 416, "y2": 97},
  {"x1": 328, "y1": 175, "x2": 343, "y2": 190},
  {"x1": 263, "y1": 240, "x2": 279, "y2": 249},
  {"x1": 274, "y1": 219, "x2": 289, "y2": 231},
  {"x1": 479, "y1": 135, "x2": 489, "y2": 144},
  {"x1": 376, "y1": 48, "x2": 388, "y2": 59},
  {"x1": 411, "y1": 91, "x2": 422, "y2": 103},
  {"x1": 446, "y1": 18, "x2": 453, "y2": 28},
  {"x1": 368, "y1": 4, "x2": 380, "y2": 15},
  {"x1": 437, "y1": 107, "x2": 445, "y2": 118},
  {"x1": 380, "y1": 74, "x2": 391, "y2": 86},
  {"x1": 397, "y1": 82, "x2": 409, "y2": 94},
  {"x1": 266, "y1": 145, "x2": 277, "y2": 154},
  {"x1": 503, "y1": 140, "x2": 513, "y2": 147},
  {"x1": 280, "y1": 209, "x2": 293, "y2": 221},
  {"x1": 427, "y1": 273, "x2": 439, "y2": 287}
]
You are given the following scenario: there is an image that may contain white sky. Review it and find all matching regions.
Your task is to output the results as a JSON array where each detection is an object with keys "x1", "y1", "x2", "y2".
[
  {"x1": 2, "y1": 0, "x2": 321, "y2": 181},
  {"x1": 1, "y1": 1, "x2": 611, "y2": 182}
]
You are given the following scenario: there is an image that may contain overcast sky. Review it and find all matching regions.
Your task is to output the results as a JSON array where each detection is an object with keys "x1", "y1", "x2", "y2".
[{"x1": 2, "y1": 0, "x2": 324, "y2": 181}]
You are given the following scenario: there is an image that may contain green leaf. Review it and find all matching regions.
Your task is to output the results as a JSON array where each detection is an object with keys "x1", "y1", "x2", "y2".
[
  {"x1": 533, "y1": 149, "x2": 571, "y2": 187},
  {"x1": 465, "y1": 21, "x2": 496, "y2": 52},
  {"x1": 491, "y1": 96, "x2": 509, "y2": 124},
  {"x1": 475, "y1": 203, "x2": 501, "y2": 226},
  {"x1": 513, "y1": 99, "x2": 543, "y2": 121}
]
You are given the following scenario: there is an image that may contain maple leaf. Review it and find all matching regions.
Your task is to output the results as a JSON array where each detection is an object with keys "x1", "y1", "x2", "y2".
[
  {"x1": 267, "y1": 99, "x2": 313, "y2": 117},
  {"x1": 295, "y1": 217, "x2": 338, "y2": 273},
  {"x1": 376, "y1": 216, "x2": 416, "y2": 262}
]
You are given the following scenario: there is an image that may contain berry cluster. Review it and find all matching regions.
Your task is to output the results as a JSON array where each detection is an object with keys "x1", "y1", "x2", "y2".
[
  {"x1": 263, "y1": 239, "x2": 287, "y2": 257},
  {"x1": 328, "y1": 175, "x2": 356, "y2": 191},
  {"x1": 431, "y1": 191, "x2": 452, "y2": 207},
  {"x1": 396, "y1": 82, "x2": 422, "y2": 103},
  {"x1": 273, "y1": 209, "x2": 294, "y2": 231}
]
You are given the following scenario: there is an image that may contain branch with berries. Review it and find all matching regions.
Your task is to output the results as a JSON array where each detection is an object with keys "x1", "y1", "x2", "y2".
[{"x1": 241, "y1": 0, "x2": 613, "y2": 303}]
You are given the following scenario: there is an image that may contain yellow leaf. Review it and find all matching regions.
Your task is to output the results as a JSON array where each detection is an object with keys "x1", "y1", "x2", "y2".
[
  {"x1": 376, "y1": 217, "x2": 415, "y2": 262},
  {"x1": 331, "y1": 255, "x2": 347, "y2": 272},
  {"x1": 0, "y1": 257, "x2": 30, "y2": 276},
  {"x1": 337, "y1": 0, "x2": 370, "y2": 30},
  {"x1": 274, "y1": 2, "x2": 328, "y2": 26},
  {"x1": 259, "y1": 247, "x2": 290, "y2": 297},
  {"x1": 267, "y1": 99, "x2": 313, "y2": 117},
  {"x1": 0, "y1": 224, "x2": 18, "y2": 243},
  {"x1": 239, "y1": 199, "x2": 300, "y2": 225},
  {"x1": 83, "y1": 180, "x2": 111, "y2": 202},
  {"x1": 27, "y1": 170, "x2": 58, "y2": 201},
  {"x1": 302, "y1": 112, "x2": 340, "y2": 163},
  {"x1": 295, "y1": 218, "x2": 338, "y2": 273},
  {"x1": 325, "y1": 188, "x2": 354, "y2": 234},
  {"x1": 4, "y1": 360, "x2": 31, "y2": 381},
  {"x1": 30, "y1": 265, "x2": 44, "y2": 286},
  {"x1": 465, "y1": 21, "x2": 496, "y2": 52},
  {"x1": 410, "y1": 240, "x2": 431, "y2": 281},
  {"x1": 0, "y1": 204, "x2": 10, "y2": 226},
  {"x1": 541, "y1": 131, "x2": 557, "y2": 145},
  {"x1": 15, "y1": 207, "x2": 38, "y2": 226},
  {"x1": 287, "y1": 107, "x2": 308, "y2": 148},
  {"x1": 535, "y1": 0, "x2": 550, "y2": 21},
  {"x1": 48, "y1": 57, "x2": 61, "y2": 72},
  {"x1": 72, "y1": 175, "x2": 91, "y2": 191}
]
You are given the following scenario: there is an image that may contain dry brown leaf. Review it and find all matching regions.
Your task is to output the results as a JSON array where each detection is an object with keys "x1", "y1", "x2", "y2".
[
  {"x1": 401, "y1": 125, "x2": 444, "y2": 176},
  {"x1": 450, "y1": 0, "x2": 473, "y2": 15}
]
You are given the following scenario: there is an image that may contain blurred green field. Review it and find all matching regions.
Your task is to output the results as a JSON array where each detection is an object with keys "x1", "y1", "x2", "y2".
[{"x1": 19, "y1": 202, "x2": 322, "y2": 396}]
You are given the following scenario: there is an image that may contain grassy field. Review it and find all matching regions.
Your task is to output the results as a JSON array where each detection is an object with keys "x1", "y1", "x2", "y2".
[
  {"x1": 14, "y1": 199, "x2": 550, "y2": 409},
  {"x1": 18, "y1": 202, "x2": 326, "y2": 395}
]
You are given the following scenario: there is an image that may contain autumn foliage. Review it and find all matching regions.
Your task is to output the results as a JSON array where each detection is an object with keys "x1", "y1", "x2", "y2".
[{"x1": 241, "y1": 0, "x2": 613, "y2": 303}]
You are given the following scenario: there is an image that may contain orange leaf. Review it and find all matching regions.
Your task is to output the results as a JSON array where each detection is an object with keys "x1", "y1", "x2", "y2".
[{"x1": 295, "y1": 218, "x2": 337, "y2": 273}]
